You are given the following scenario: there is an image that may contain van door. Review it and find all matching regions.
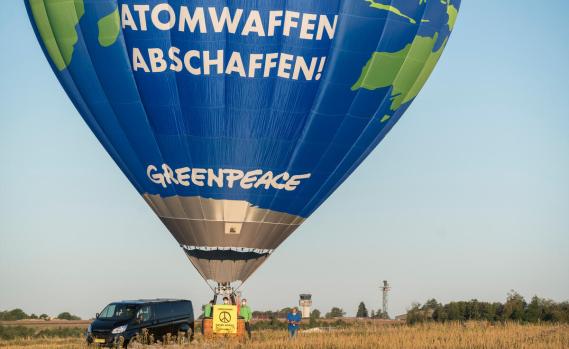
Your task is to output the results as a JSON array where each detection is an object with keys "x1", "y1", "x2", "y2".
[
  {"x1": 153, "y1": 302, "x2": 174, "y2": 339},
  {"x1": 171, "y1": 301, "x2": 186, "y2": 332},
  {"x1": 136, "y1": 305, "x2": 158, "y2": 340}
]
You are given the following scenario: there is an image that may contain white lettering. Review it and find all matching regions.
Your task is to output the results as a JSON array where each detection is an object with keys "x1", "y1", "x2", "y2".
[
  {"x1": 242, "y1": 10, "x2": 265, "y2": 36},
  {"x1": 179, "y1": 7, "x2": 207, "y2": 32},
  {"x1": 120, "y1": 5, "x2": 339, "y2": 41},
  {"x1": 147, "y1": 165, "x2": 166, "y2": 188},
  {"x1": 147, "y1": 165, "x2": 310, "y2": 191},
  {"x1": 300, "y1": 13, "x2": 317, "y2": 40},
  {"x1": 203, "y1": 50, "x2": 224, "y2": 75},
  {"x1": 208, "y1": 7, "x2": 243, "y2": 33},
  {"x1": 283, "y1": 11, "x2": 300, "y2": 37},
  {"x1": 176, "y1": 167, "x2": 191, "y2": 186},
  {"x1": 132, "y1": 48, "x2": 150, "y2": 72},
  {"x1": 240, "y1": 170, "x2": 263, "y2": 189},
  {"x1": 191, "y1": 168, "x2": 206, "y2": 186},
  {"x1": 121, "y1": 4, "x2": 137, "y2": 30},
  {"x1": 284, "y1": 173, "x2": 311, "y2": 191},
  {"x1": 151, "y1": 3, "x2": 176, "y2": 31},
  {"x1": 148, "y1": 48, "x2": 167, "y2": 72},
  {"x1": 168, "y1": 47, "x2": 183, "y2": 72},
  {"x1": 317, "y1": 15, "x2": 337, "y2": 40},
  {"x1": 133, "y1": 4, "x2": 150, "y2": 31}
]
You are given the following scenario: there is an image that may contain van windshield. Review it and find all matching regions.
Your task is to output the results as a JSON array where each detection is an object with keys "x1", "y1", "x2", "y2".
[{"x1": 98, "y1": 304, "x2": 138, "y2": 320}]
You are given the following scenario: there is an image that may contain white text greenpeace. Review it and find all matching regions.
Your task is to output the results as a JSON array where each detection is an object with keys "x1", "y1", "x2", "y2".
[{"x1": 147, "y1": 164, "x2": 311, "y2": 191}]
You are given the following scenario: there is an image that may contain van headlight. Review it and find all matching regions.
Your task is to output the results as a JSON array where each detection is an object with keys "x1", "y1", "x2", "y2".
[{"x1": 111, "y1": 325, "x2": 127, "y2": 334}]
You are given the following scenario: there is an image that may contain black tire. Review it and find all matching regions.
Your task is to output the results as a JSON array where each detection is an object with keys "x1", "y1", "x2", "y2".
[
  {"x1": 178, "y1": 326, "x2": 193, "y2": 343},
  {"x1": 125, "y1": 335, "x2": 138, "y2": 349}
]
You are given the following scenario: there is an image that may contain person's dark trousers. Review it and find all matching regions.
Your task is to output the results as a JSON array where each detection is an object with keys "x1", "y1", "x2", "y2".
[{"x1": 245, "y1": 321, "x2": 252, "y2": 339}]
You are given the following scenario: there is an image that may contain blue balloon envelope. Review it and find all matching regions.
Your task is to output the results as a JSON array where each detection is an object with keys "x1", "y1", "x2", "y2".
[{"x1": 26, "y1": 0, "x2": 460, "y2": 285}]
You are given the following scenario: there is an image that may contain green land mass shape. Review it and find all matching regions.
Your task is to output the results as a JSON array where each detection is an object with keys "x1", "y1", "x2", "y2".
[
  {"x1": 352, "y1": 0, "x2": 458, "y2": 122},
  {"x1": 447, "y1": 4, "x2": 458, "y2": 31},
  {"x1": 352, "y1": 33, "x2": 448, "y2": 117},
  {"x1": 98, "y1": 8, "x2": 120, "y2": 47},
  {"x1": 29, "y1": 0, "x2": 85, "y2": 71},
  {"x1": 366, "y1": 0, "x2": 417, "y2": 24}
]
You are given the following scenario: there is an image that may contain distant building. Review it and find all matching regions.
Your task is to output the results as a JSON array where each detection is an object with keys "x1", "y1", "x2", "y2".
[
  {"x1": 299, "y1": 294, "x2": 312, "y2": 318},
  {"x1": 395, "y1": 314, "x2": 407, "y2": 321}
]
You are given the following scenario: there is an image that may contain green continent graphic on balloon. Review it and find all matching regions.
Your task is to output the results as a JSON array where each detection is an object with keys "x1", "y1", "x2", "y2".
[
  {"x1": 352, "y1": 1, "x2": 458, "y2": 123},
  {"x1": 28, "y1": 0, "x2": 85, "y2": 71},
  {"x1": 365, "y1": 0, "x2": 418, "y2": 24},
  {"x1": 98, "y1": 8, "x2": 120, "y2": 47}
]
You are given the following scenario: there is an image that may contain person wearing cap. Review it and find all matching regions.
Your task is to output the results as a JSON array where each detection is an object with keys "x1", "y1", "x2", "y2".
[
  {"x1": 240, "y1": 298, "x2": 253, "y2": 339},
  {"x1": 287, "y1": 307, "x2": 302, "y2": 338}
]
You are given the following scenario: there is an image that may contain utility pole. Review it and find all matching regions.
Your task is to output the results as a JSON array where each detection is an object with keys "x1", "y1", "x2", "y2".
[{"x1": 381, "y1": 280, "x2": 391, "y2": 318}]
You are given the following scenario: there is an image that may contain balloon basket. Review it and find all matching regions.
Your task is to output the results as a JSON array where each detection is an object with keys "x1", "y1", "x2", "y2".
[{"x1": 201, "y1": 318, "x2": 246, "y2": 342}]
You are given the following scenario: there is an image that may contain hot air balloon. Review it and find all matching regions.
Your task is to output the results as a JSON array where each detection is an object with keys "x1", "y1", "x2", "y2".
[{"x1": 25, "y1": 0, "x2": 460, "y2": 295}]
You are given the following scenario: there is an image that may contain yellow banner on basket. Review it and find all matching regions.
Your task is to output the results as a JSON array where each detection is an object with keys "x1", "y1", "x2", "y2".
[{"x1": 213, "y1": 305, "x2": 237, "y2": 334}]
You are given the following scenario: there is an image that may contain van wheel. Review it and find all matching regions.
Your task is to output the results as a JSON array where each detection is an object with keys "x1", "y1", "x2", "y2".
[
  {"x1": 127, "y1": 336, "x2": 142, "y2": 349},
  {"x1": 179, "y1": 328, "x2": 193, "y2": 343}
]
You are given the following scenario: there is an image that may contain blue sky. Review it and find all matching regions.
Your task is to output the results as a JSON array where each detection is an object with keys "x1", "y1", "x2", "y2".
[{"x1": 1, "y1": 1, "x2": 568, "y2": 319}]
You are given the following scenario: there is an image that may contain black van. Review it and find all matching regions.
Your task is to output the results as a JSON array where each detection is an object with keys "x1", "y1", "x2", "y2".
[{"x1": 86, "y1": 299, "x2": 194, "y2": 347}]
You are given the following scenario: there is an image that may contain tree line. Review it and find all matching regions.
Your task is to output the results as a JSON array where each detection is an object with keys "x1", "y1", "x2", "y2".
[
  {"x1": 252, "y1": 307, "x2": 347, "y2": 320},
  {"x1": 0, "y1": 309, "x2": 81, "y2": 321},
  {"x1": 406, "y1": 291, "x2": 569, "y2": 324},
  {"x1": 356, "y1": 302, "x2": 389, "y2": 319}
]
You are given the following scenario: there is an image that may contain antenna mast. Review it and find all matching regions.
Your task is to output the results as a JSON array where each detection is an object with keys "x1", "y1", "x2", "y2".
[{"x1": 381, "y1": 280, "x2": 391, "y2": 318}]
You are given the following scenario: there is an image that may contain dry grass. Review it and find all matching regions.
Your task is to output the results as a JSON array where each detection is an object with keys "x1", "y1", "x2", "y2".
[
  {"x1": 0, "y1": 321, "x2": 90, "y2": 330},
  {"x1": 1, "y1": 322, "x2": 568, "y2": 349}
]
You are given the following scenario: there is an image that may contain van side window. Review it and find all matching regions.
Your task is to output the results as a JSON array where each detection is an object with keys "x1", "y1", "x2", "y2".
[
  {"x1": 154, "y1": 301, "x2": 190, "y2": 319},
  {"x1": 155, "y1": 302, "x2": 173, "y2": 319},
  {"x1": 136, "y1": 305, "x2": 152, "y2": 322},
  {"x1": 173, "y1": 302, "x2": 185, "y2": 317},
  {"x1": 178, "y1": 301, "x2": 192, "y2": 317},
  {"x1": 183, "y1": 301, "x2": 193, "y2": 315}
]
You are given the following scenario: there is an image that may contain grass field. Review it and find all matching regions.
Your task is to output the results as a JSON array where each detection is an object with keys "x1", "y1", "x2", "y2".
[{"x1": 1, "y1": 322, "x2": 568, "y2": 349}]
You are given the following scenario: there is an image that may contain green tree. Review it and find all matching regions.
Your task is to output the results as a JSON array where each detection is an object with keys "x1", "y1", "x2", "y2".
[
  {"x1": 406, "y1": 303, "x2": 429, "y2": 324},
  {"x1": 56, "y1": 312, "x2": 81, "y2": 321},
  {"x1": 0, "y1": 309, "x2": 29, "y2": 321},
  {"x1": 478, "y1": 302, "x2": 497, "y2": 322},
  {"x1": 423, "y1": 299, "x2": 440, "y2": 310},
  {"x1": 39, "y1": 314, "x2": 49, "y2": 320},
  {"x1": 405, "y1": 292, "x2": 568, "y2": 325},
  {"x1": 310, "y1": 309, "x2": 321, "y2": 319},
  {"x1": 525, "y1": 296, "x2": 543, "y2": 323},
  {"x1": 503, "y1": 290, "x2": 526, "y2": 321},
  {"x1": 278, "y1": 307, "x2": 292, "y2": 319},
  {"x1": 308, "y1": 309, "x2": 321, "y2": 327},
  {"x1": 446, "y1": 302, "x2": 463, "y2": 321},
  {"x1": 432, "y1": 303, "x2": 448, "y2": 322},
  {"x1": 325, "y1": 307, "x2": 345, "y2": 318},
  {"x1": 356, "y1": 302, "x2": 369, "y2": 318}
]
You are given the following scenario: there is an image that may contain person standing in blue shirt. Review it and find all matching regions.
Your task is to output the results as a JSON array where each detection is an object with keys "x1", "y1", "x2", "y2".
[{"x1": 287, "y1": 307, "x2": 302, "y2": 338}]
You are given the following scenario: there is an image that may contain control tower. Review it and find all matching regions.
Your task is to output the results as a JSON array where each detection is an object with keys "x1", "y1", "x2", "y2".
[{"x1": 299, "y1": 294, "x2": 312, "y2": 318}]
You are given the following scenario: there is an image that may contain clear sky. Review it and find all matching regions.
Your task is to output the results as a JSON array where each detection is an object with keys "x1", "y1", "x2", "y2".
[{"x1": 1, "y1": 1, "x2": 568, "y2": 319}]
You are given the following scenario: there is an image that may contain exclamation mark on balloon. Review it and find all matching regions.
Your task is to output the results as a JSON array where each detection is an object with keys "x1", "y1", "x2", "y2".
[{"x1": 315, "y1": 57, "x2": 327, "y2": 80}]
